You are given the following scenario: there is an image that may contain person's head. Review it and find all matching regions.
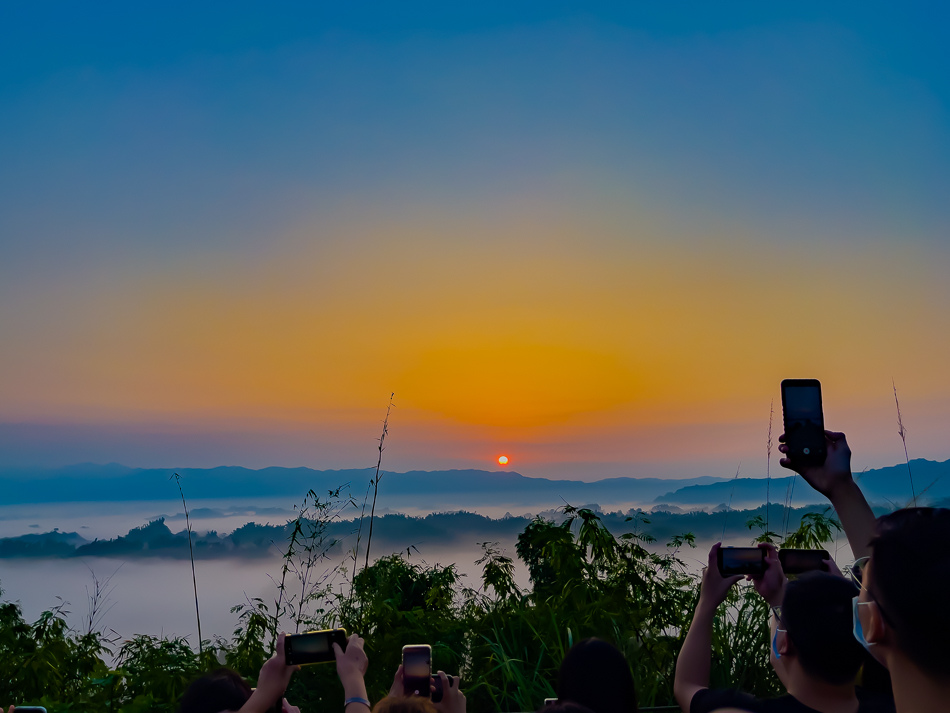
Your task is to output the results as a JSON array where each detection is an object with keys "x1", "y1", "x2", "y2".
[
  {"x1": 770, "y1": 571, "x2": 864, "y2": 685},
  {"x1": 536, "y1": 702, "x2": 595, "y2": 713},
  {"x1": 372, "y1": 697, "x2": 437, "y2": 713},
  {"x1": 557, "y1": 637, "x2": 637, "y2": 713},
  {"x1": 859, "y1": 507, "x2": 950, "y2": 681},
  {"x1": 179, "y1": 668, "x2": 252, "y2": 713}
]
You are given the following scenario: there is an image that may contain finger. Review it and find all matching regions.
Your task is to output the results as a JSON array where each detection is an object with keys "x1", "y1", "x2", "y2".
[
  {"x1": 778, "y1": 433, "x2": 787, "y2": 443},
  {"x1": 824, "y1": 430, "x2": 845, "y2": 440},
  {"x1": 777, "y1": 443, "x2": 789, "y2": 453},
  {"x1": 779, "y1": 457, "x2": 793, "y2": 469},
  {"x1": 708, "y1": 542, "x2": 721, "y2": 567},
  {"x1": 728, "y1": 575, "x2": 743, "y2": 587},
  {"x1": 276, "y1": 633, "x2": 286, "y2": 663}
]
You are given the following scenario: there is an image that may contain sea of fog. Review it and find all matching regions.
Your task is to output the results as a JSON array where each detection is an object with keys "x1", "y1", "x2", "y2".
[{"x1": 0, "y1": 497, "x2": 856, "y2": 651}]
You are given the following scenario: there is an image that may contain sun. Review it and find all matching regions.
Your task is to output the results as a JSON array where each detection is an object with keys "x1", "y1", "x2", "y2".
[{"x1": 497, "y1": 455, "x2": 509, "y2": 466}]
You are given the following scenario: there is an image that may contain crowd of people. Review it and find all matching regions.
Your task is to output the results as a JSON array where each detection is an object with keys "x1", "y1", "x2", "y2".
[{"x1": 14, "y1": 425, "x2": 939, "y2": 713}]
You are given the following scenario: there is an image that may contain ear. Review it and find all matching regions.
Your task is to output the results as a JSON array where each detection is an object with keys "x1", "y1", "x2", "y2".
[
  {"x1": 865, "y1": 602, "x2": 887, "y2": 645},
  {"x1": 776, "y1": 630, "x2": 791, "y2": 657}
]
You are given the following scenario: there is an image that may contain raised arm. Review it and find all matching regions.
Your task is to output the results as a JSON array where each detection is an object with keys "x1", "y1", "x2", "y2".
[
  {"x1": 335, "y1": 634, "x2": 372, "y2": 713},
  {"x1": 240, "y1": 633, "x2": 299, "y2": 713},
  {"x1": 778, "y1": 430, "x2": 876, "y2": 559},
  {"x1": 674, "y1": 543, "x2": 742, "y2": 713}
]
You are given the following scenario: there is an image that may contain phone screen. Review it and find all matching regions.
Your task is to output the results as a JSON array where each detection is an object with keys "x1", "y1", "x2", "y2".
[
  {"x1": 779, "y1": 549, "x2": 829, "y2": 575},
  {"x1": 783, "y1": 385, "x2": 822, "y2": 420},
  {"x1": 403, "y1": 645, "x2": 432, "y2": 697},
  {"x1": 718, "y1": 547, "x2": 766, "y2": 576},
  {"x1": 285, "y1": 629, "x2": 346, "y2": 665},
  {"x1": 781, "y1": 379, "x2": 826, "y2": 466}
]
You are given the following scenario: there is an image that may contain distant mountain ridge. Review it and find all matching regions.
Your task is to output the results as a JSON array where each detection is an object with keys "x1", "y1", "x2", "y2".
[
  {"x1": 1, "y1": 458, "x2": 947, "y2": 509},
  {"x1": 0, "y1": 464, "x2": 723, "y2": 508},
  {"x1": 653, "y1": 458, "x2": 950, "y2": 507}
]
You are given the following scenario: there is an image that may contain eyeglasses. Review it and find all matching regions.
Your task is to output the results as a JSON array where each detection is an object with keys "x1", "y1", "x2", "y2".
[
  {"x1": 845, "y1": 556, "x2": 869, "y2": 588},
  {"x1": 845, "y1": 555, "x2": 897, "y2": 628}
]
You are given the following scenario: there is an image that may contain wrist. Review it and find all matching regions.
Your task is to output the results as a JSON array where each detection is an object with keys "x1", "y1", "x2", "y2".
[
  {"x1": 825, "y1": 474, "x2": 858, "y2": 501},
  {"x1": 696, "y1": 593, "x2": 721, "y2": 617},
  {"x1": 342, "y1": 678, "x2": 369, "y2": 701}
]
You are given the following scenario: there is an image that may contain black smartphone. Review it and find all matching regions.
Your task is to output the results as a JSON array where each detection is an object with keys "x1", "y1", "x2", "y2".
[
  {"x1": 402, "y1": 644, "x2": 432, "y2": 697},
  {"x1": 544, "y1": 699, "x2": 559, "y2": 706},
  {"x1": 14, "y1": 709, "x2": 47, "y2": 712},
  {"x1": 284, "y1": 628, "x2": 347, "y2": 665},
  {"x1": 717, "y1": 547, "x2": 766, "y2": 576},
  {"x1": 431, "y1": 674, "x2": 455, "y2": 703},
  {"x1": 779, "y1": 548, "x2": 830, "y2": 575},
  {"x1": 781, "y1": 379, "x2": 826, "y2": 467}
]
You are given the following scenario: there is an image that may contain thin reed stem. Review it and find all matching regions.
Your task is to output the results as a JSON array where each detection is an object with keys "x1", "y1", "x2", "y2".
[
  {"x1": 893, "y1": 379, "x2": 916, "y2": 506},
  {"x1": 364, "y1": 393, "x2": 394, "y2": 571},
  {"x1": 172, "y1": 473, "x2": 202, "y2": 654}
]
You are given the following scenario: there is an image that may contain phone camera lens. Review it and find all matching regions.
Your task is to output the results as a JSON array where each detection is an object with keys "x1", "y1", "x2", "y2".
[{"x1": 803, "y1": 447, "x2": 811, "y2": 455}]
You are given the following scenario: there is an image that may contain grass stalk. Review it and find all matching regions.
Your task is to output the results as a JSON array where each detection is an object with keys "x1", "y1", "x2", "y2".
[
  {"x1": 892, "y1": 379, "x2": 916, "y2": 506},
  {"x1": 172, "y1": 472, "x2": 202, "y2": 654},
  {"x1": 364, "y1": 393, "x2": 394, "y2": 571}
]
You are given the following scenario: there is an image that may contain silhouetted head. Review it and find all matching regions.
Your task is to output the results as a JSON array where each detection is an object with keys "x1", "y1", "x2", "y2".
[
  {"x1": 536, "y1": 702, "x2": 595, "y2": 713},
  {"x1": 867, "y1": 507, "x2": 950, "y2": 681},
  {"x1": 179, "y1": 668, "x2": 252, "y2": 713},
  {"x1": 781, "y1": 571, "x2": 864, "y2": 684},
  {"x1": 557, "y1": 637, "x2": 638, "y2": 713}
]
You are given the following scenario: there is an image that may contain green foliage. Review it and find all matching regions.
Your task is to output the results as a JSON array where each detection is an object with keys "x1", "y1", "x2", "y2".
[{"x1": 0, "y1": 499, "x2": 843, "y2": 712}]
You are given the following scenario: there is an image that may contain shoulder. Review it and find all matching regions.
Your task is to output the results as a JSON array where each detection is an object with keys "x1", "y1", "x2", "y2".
[{"x1": 690, "y1": 688, "x2": 762, "y2": 713}]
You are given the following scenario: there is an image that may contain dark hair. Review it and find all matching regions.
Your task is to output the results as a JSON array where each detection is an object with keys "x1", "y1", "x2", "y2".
[
  {"x1": 869, "y1": 507, "x2": 950, "y2": 681},
  {"x1": 179, "y1": 667, "x2": 253, "y2": 713},
  {"x1": 536, "y1": 703, "x2": 595, "y2": 713},
  {"x1": 781, "y1": 571, "x2": 864, "y2": 684},
  {"x1": 557, "y1": 637, "x2": 638, "y2": 713}
]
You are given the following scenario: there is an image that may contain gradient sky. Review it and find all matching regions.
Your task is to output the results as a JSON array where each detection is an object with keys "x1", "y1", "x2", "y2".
[{"x1": 1, "y1": 2, "x2": 949, "y2": 480}]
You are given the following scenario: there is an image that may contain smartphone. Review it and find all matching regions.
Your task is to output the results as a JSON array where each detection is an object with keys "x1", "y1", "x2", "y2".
[
  {"x1": 402, "y1": 644, "x2": 432, "y2": 697},
  {"x1": 14, "y1": 709, "x2": 47, "y2": 713},
  {"x1": 779, "y1": 548, "x2": 830, "y2": 575},
  {"x1": 717, "y1": 547, "x2": 766, "y2": 576},
  {"x1": 431, "y1": 674, "x2": 455, "y2": 703},
  {"x1": 781, "y1": 379, "x2": 826, "y2": 467},
  {"x1": 544, "y1": 699, "x2": 559, "y2": 706},
  {"x1": 284, "y1": 628, "x2": 347, "y2": 665}
]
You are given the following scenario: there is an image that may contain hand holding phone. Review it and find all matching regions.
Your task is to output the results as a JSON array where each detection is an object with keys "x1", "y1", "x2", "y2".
[{"x1": 284, "y1": 629, "x2": 347, "y2": 666}]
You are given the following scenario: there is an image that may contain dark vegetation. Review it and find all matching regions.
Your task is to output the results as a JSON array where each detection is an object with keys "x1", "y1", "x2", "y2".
[
  {"x1": 0, "y1": 489, "x2": 843, "y2": 713},
  {"x1": 0, "y1": 503, "x2": 867, "y2": 560}
]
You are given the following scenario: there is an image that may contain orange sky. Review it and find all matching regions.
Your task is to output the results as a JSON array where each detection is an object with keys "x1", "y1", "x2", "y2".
[{"x1": 3, "y1": 200, "x2": 949, "y2": 477}]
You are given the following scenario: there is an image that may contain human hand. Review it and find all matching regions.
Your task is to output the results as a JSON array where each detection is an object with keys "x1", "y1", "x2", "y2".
[
  {"x1": 387, "y1": 664, "x2": 406, "y2": 697},
  {"x1": 255, "y1": 633, "x2": 299, "y2": 708},
  {"x1": 749, "y1": 543, "x2": 786, "y2": 607},
  {"x1": 779, "y1": 430, "x2": 853, "y2": 498},
  {"x1": 281, "y1": 700, "x2": 301, "y2": 713},
  {"x1": 334, "y1": 633, "x2": 369, "y2": 689},
  {"x1": 433, "y1": 671, "x2": 465, "y2": 713},
  {"x1": 700, "y1": 543, "x2": 743, "y2": 607},
  {"x1": 822, "y1": 556, "x2": 844, "y2": 579}
]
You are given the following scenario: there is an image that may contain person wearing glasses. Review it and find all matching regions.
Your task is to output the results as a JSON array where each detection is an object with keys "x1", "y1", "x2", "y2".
[
  {"x1": 674, "y1": 542, "x2": 894, "y2": 713},
  {"x1": 779, "y1": 429, "x2": 950, "y2": 713}
]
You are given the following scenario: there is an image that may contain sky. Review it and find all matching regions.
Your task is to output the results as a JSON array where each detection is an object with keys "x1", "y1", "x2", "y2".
[{"x1": 1, "y1": 2, "x2": 949, "y2": 480}]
